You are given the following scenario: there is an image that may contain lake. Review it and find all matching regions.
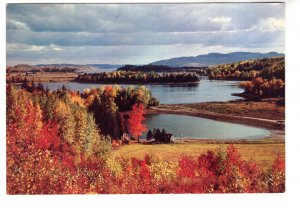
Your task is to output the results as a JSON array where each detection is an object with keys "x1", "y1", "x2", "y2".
[
  {"x1": 143, "y1": 114, "x2": 270, "y2": 140},
  {"x1": 42, "y1": 77, "x2": 244, "y2": 104}
]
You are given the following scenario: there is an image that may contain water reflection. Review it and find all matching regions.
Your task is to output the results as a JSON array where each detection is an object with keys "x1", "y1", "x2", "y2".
[{"x1": 167, "y1": 83, "x2": 199, "y2": 88}]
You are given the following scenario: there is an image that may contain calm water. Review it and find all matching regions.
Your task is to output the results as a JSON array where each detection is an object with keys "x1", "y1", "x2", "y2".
[
  {"x1": 42, "y1": 78, "x2": 243, "y2": 104},
  {"x1": 77, "y1": 68, "x2": 116, "y2": 73},
  {"x1": 143, "y1": 114, "x2": 270, "y2": 140}
]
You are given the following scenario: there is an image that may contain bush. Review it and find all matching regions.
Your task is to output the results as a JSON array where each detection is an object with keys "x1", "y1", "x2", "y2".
[
  {"x1": 240, "y1": 77, "x2": 285, "y2": 98},
  {"x1": 148, "y1": 97, "x2": 160, "y2": 106}
]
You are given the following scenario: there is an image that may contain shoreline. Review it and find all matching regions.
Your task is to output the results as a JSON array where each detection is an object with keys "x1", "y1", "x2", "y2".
[
  {"x1": 147, "y1": 106, "x2": 284, "y2": 131},
  {"x1": 168, "y1": 133, "x2": 284, "y2": 144},
  {"x1": 146, "y1": 101, "x2": 285, "y2": 141}
]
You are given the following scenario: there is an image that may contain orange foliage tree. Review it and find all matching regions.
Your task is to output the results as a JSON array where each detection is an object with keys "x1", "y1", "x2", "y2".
[{"x1": 127, "y1": 103, "x2": 147, "y2": 142}]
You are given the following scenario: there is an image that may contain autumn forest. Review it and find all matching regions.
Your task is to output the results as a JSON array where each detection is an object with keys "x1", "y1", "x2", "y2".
[
  {"x1": 6, "y1": 3, "x2": 286, "y2": 196},
  {"x1": 6, "y1": 76, "x2": 285, "y2": 193}
]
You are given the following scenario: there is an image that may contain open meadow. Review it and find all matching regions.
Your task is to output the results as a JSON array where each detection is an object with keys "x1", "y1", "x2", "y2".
[{"x1": 113, "y1": 140, "x2": 285, "y2": 170}]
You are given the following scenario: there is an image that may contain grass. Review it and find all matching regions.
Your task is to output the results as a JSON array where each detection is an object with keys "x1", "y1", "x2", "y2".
[
  {"x1": 113, "y1": 141, "x2": 285, "y2": 169},
  {"x1": 178, "y1": 100, "x2": 285, "y2": 120}
]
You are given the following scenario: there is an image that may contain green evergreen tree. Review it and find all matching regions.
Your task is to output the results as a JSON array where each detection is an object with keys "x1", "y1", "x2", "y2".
[{"x1": 146, "y1": 129, "x2": 153, "y2": 140}]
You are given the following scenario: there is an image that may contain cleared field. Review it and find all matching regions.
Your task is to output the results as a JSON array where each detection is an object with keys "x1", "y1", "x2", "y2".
[
  {"x1": 7, "y1": 72, "x2": 78, "y2": 82},
  {"x1": 113, "y1": 141, "x2": 285, "y2": 169}
]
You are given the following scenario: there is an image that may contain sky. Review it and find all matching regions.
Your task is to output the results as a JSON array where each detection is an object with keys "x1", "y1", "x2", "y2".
[{"x1": 6, "y1": 3, "x2": 285, "y2": 65}]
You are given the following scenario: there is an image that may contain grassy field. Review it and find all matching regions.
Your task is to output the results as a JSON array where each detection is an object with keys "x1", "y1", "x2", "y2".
[
  {"x1": 113, "y1": 141, "x2": 285, "y2": 169},
  {"x1": 183, "y1": 99, "x2": 285, "y2": 120},
  {"x1": 157, "y1": 99, "x2": 285, "y2": 121}
]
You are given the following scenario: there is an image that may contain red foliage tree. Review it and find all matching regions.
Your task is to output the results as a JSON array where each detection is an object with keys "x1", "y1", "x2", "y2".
[{"x1": 127, "y1": 103, "x2": 147, "y2": 142}]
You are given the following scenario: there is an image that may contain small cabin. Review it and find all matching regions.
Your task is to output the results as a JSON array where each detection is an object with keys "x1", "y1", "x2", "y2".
[
  {"x1": 166, "y1": 133, "x2": 174, "y2": 143},
  {"x1": 25, "y1": 71, "x2": 37, "y2": 76},
  {"x1": 275, "y1": 120, "x2": 285, "y2": 127},
  {"x1": 145, "y1": 138, "x2": 155, "y2": 144},
  {"x1": 121, "y1": 133, "x2": 130, "y2": 144}
]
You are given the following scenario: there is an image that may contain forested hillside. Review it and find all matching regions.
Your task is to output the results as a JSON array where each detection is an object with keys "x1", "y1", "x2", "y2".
[
  {"x1": 207, "y1": 57, "x2": 285, "y2": 98},
  {"x1": 6, "y1": 64, "x2": 79, "y2": 73},
  {"x1": 209, "y1": 57, "x2": 284, "y2": 81}
]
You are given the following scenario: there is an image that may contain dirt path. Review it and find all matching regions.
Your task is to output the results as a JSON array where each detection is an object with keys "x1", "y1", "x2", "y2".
[{"x1": 230, "y1": 115, "x2": 279, "y2": 123}]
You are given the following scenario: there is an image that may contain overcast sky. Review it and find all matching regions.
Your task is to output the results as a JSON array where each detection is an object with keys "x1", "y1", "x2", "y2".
[{"x1": 6, "y1": 3, "x2": 285, "y2": 65}]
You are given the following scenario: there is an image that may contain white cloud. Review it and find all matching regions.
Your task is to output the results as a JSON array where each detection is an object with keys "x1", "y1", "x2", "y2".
[
  {"x1": 7, "y1": 43, "x2": 63, "y2": 52},
  {"x1": 210, "y1": 16, "x2": 232, "y2": 24},
  {"x1": 30, "y1": 45, "x2": 45, "y2": 52},
  {"x1": 6, "y1": 19, "x2": 30, "y2": 31},
  {"x1": 259, "y1": 17, "x2": 285, "y2": 32},
  {"x1": 52, "y1": 47, "x2": 62, "y2": 51},
  {"x1": 49, "y1": 44, "x2": 63, "y2": 51},
  {"x1": 7, "y1": 43, "x2": 45, "y2": 52}
]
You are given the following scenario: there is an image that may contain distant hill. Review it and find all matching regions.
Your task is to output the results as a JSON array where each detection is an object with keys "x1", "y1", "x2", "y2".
[
  {"x1": 86, "y1": 64, "x2": 123, "y2": 69},
  {"x1": 150, "y1": 52, "x2": 285, "y2": 67},
  {"x1": 7, "y1": 64, "x2": 78, "y2": 73},
  {"x1": 7, "y1": 63, "x2": 124, "y2": 74},
  {"x1": 35, "y1": 64, "x2": 79, "y2": 66},
  {"x1": 36, "y1": 63, "x2": 123, "y2": 70}
]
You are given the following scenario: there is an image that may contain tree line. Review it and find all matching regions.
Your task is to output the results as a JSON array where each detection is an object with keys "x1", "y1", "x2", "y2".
[
  {"x1": 146, "y1": 128, "x2": 174, "y2": 144},
  {"x1": 75, "y1": 71, "x2": 200, "y2": 83},
  {"x1": 117, "y1": 64, "x2": 208, "y2": 73}
]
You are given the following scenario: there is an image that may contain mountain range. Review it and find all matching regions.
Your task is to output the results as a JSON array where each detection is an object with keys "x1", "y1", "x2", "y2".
[
  {"x1": 33, "y1": 52, "x2": 285, "y2": 70},
  {"x1": 149, "y1": 52, "x2": 284, "y2": 67}
]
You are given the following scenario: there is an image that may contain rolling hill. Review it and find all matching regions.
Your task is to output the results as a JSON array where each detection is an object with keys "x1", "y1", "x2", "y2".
[{"x1": 150, "y1": 52, "x2": 284, "y2": 67}]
